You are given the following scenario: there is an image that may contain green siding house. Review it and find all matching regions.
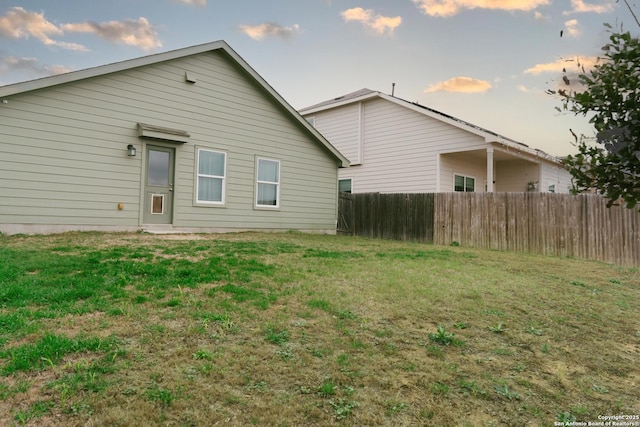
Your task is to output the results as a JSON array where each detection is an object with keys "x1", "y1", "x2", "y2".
[{"x1": 0, "y1": 41, "x2": 348, "y2": 235}]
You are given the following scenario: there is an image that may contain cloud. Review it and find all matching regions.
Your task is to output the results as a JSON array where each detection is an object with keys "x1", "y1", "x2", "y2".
[
  {"x1": 46, "y1": 64, "x2": 73, "y2": 75},
  {"x1": 0, "y1": 55, "x2": 72, "y2": 77},
  {"x1": 238, "y1": 22, "x2": 301, "y2": 41},
  {"x1": 534, "y1": 11, "x2": 547, "y2": 19},
  {"x1": 425, "y1": 76, "x2": 492, "y2": 93},
  {"x1": 0, "y1": 7, "x2": 87, "y2": 51},
  {"x1": 341, "y1": 7, "x2": 402, "y2": 35},
  {"x1": 563, "y1": 0, "x2": 614, "y2": 15},
  {"x1": 564, "y1": 19, "x2": 581, "y2": 37},
  {"x1": 517, "y1": 84, "x2": 533, "y2": 93},
  {"x1": 63, "y1": 17, "x2": 161, "y2": 51},
  {"x1": 172, "y1": 0, "x2": 207, "y2": 6},
  {"x1": 523, "y1": 57, "x2": 600, "y2": 91},
  {"x1": 0, "y1": 7, "x2": 160, "y2": 51},
  {"x1": 411, "y1": 0, "x2": 550, "y2": 17},
  {"x1": 523, "y1": 56, "x2": 598, "y2": 75}
]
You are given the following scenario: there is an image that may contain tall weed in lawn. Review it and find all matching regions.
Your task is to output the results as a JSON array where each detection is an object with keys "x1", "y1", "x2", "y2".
[{"x1": 1, "y1": 334, "x2": 118, "y2": 374}]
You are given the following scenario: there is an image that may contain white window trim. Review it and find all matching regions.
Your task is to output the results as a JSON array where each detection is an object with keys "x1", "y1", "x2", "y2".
[
  {"x1": 151, "y1": 194, "x2": 165, "y2": 214},
  {"x1": 255, "y1": 157, "x2": 280, "y2": 209},
  {"x1": 339, "y1": 177, "x2": 353, "y2": 193},
  {"x1": 195, "y1": 147, "x2": 226, "y2": 206},
  {"x1": 453, "y1": 173, "x2": 476, "y2": 192}
]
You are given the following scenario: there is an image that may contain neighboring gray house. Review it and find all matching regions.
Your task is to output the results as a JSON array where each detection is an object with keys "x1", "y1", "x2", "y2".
[
  {"x1": 300, "y1": 89, "x2": 571, "y2": 194},
  {"x1": 0, "y1": 41, "x2": 348, "y2": 235}
]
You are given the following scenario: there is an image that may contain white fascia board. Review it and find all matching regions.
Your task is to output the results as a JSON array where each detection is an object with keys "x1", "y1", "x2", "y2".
[
  {"x1": 299, "y1": 92, "x2": 381, "y2": 115},
  {"x1": 491, "y1": 141, "x2": 563, "y2": 166},
  {"x1": 439, "y1": 142, "x2": 564, "y2": 167},
  {"x1": 438, "y1": 144, "x2": 489, "y2": 155}
]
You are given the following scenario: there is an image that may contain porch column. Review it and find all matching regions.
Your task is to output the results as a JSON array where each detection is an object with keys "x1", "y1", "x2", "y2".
[{"x1": 486, "y1": 147, "x2": 494, "y2": 192}]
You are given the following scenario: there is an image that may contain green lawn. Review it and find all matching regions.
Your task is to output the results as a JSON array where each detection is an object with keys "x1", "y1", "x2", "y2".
[{"x1": 0, "y1": 231, "x2": 638, "y2": 426}]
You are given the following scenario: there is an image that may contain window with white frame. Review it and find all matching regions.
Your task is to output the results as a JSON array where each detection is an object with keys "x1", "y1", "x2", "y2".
[
  {"x1": 339, "y1": 178, "x2": 352, "y2": 193},
  {"x1": 196, "y1": 148, "x2": 226, "y2": 204},
  {"x1": 256, "y1": 158, "x2": 280, "y2": 207},
  {"x1": 454, "y1": 174, "x2": 475, "y2": 192}
]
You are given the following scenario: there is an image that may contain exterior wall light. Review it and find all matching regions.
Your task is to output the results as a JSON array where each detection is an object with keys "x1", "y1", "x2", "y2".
[{"x1": 127, "y1": 144, "x2": 137, "y2": 157}]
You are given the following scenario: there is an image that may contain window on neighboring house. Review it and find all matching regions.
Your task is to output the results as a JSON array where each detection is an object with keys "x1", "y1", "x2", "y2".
[
  {"x1": 256, "y1": 158, "x2": 280, "y2": 207},
  {"x1": 196, "y1": 148, "x2": 226, "y2": 204},
  {"x1": 548, "y1": 184, "x2": 556, "y2": 193},
  {"x1": 454, "y1": 174, "x2": 475, "y2": 192},
  {"x1": 338, "y1": 178, "x2": 352, "y2": 193}
]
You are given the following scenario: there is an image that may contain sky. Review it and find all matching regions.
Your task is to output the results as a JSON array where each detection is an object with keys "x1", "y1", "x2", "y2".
[{"x1": 0, "y1": 0, "x2": 635, "y2": 156}]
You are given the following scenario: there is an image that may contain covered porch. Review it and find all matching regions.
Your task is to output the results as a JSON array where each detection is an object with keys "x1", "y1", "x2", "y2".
[{"x1": 438, "y1": 144, "x2": 547, "y2": 193}]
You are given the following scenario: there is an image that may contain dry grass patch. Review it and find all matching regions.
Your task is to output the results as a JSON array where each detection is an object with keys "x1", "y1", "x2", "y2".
[{"x1": 0, "y1": 231, "x2": 638, "y2": 426}]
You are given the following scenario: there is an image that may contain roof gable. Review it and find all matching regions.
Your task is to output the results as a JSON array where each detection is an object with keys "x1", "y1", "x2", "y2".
[
  {"x1": 0, "y1": 41, "x2": 349, "y2": 168},
  {"x1": 300, "y1": 89, "x2": 560, "y2": 164}
]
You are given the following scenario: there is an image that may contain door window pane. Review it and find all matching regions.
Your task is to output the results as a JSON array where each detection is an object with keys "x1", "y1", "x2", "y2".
[{"x1": 148, "y1": 150, "x2": 170, "y2": 186}]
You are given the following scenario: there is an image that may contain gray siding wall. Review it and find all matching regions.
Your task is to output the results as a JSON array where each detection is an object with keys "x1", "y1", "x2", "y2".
[
  {"x1": 312, "y1": 98, "x2": 484, "y2": 194},
  {"x1": 0, "y1": 51, "x2": 339, "y2": 234}
]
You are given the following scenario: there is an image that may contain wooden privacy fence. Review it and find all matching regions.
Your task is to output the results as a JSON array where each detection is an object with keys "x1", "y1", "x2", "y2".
[
  {"x1": 339, "y1": 192, "x2": 434, "y2": 242},
  {"x1": 338, "y1": 192, "x2": 640, "y2": 268}
]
